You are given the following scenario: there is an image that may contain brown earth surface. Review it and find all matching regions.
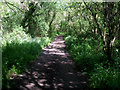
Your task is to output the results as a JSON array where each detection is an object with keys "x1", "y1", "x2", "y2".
[{"x1": 9, "y1": 35, "x2": 88, "y2": 90}]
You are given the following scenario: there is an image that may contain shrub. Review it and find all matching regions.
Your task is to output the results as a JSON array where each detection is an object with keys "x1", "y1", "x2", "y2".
[
  {"x1": 65, "y1": 35, "x2": 103, "y2": 72},
  {"x1": 90, "y1": 64, "x2": 120, "y2": 88},
  {"x1": 2, "y1": 26, "x2": 51, "y2": 88},
  {"x1": 65, "y1": 35, "x2": 120, "y2": 88}
]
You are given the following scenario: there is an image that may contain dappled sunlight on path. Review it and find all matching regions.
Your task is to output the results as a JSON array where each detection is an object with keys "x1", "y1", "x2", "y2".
[{"x1": 11, "y1": 35, "x2": 88, "y2": 89}]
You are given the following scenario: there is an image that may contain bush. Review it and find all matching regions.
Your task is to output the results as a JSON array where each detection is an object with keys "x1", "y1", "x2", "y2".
[
  {"x1": 2, "y1": 26, "x2": 51, "y2": 88},
  {"x1": 65, "y1": 35, "x2": 103, "y2": 72},
  {"x1": 65, "y1": 35, "x2": 120, "y2": 88},
  {"x1": 2, "y1": 25, "x2": 31, "y2": 45},
  {"x1": 2, "y1": 11, "x2": 23, "y2": 33},
  {"x1": 90, "y1": 64, "x2": 120, "y2": 88}
]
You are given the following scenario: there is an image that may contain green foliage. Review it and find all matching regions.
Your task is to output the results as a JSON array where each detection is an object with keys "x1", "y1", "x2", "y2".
[
  {"x1": 90, "y1": 63, "x2": 120, "y2": 88},
  {"x1": 65, "y1": 35, "x2": 103, "y2": 72},
  {"x1": 34, "y1": 18, "x2": 49, "y2": 37},
  {"x1": 65, "y1": 35, "x2": 120, "y2": 88},
  {"x1": 63, "y1": 2, "x2": 120, "y2": 88},
  {"x1": 1, "y1": 1, "x2": 120, "y2": 89},
  {"x1": 1, "y1": 1, "x2": 58, "y2": 88},
  {"x1": 2, "y1": 26, "x2": 51, "y2": 88},
  {"x1": 2, "y1": 26, "x2": 31, "y2": 45},
  {"x1": 2, "y1": 11, "x2": 23, "y2": 33}
]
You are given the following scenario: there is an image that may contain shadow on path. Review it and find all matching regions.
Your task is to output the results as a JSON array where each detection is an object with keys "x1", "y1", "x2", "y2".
[{"x1": 10, "y1": 35, "x2": 88, "y2": 89}]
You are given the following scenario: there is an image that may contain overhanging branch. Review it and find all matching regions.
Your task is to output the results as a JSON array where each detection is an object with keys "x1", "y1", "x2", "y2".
[{"x1": 4, "y1": 0, "x2": 24, "y2": 12}]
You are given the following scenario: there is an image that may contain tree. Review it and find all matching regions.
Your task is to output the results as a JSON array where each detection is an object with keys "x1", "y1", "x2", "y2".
[{"x1": 83, "y1": 2, "x2": 120, "y2": 65}]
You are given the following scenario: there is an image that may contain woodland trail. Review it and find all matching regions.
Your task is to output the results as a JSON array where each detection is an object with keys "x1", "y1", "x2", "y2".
[{"x1": 11, "y1": 35, "x2": 88, "y2": 89}]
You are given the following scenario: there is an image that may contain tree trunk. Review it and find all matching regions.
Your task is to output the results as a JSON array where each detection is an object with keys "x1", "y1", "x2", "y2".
[
  {"x1": 106, "y1": 2, "x2": 114, "y2": 64},
  {"x1": 48, "y1": 11, "x2": 56, "y2": 36}
]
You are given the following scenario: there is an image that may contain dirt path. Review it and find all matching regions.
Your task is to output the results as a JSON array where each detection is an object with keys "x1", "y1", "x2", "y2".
[{"x1": 12, "y1": 35, "x2": 88, "y2": 89}]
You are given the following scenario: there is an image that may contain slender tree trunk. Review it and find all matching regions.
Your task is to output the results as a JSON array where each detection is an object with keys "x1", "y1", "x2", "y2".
[
  {"x1": 106, "y1": 2, "x2": 114, "y2": 64},
  {"x1": 118, "y1": 3, "x2": 120, "y2": 54},
  {"x1": 48, "y1": 11, "x2": 56, "y2": 36},
  {"x1": 67, "y1": 12, "x2": 70, "y2": 33}
]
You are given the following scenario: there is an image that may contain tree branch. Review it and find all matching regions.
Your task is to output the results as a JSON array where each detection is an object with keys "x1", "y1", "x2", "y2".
[
  {"x1": 4, "y1": 0, "x2": 16, "y2": 12},
  {"x1": 83, "y1": 1, "x2": 103, "y2": 37},
  {"x1": 4, "y1": 0, "x2": 24, "y2": 12}
]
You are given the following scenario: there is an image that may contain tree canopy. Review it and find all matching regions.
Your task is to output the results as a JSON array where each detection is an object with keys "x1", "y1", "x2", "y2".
[{"x1": 1, "y1": 0, "x2": 120, "y2": 89}]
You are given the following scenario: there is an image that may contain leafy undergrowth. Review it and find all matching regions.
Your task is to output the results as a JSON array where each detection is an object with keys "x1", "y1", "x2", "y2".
[
  {"x1": 65, "y1": 35, "x2": 120, "y2": 88},
  {"x1": 65, "y1": 35, "x2": 103, "y2": 72},
  {"x1": 90, "y1": 63, "x2": 120, "y2": 88},
  {"x1": 2, "y1": 27, "x2": 52, "y2": 88}
]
